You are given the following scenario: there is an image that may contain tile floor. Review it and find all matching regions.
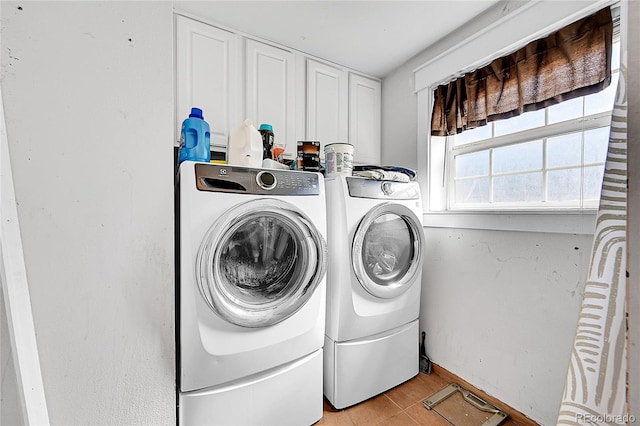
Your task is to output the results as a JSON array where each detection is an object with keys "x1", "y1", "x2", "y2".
[{"x1": 316, "y1": 372, "x2": 527, "y2": 426}]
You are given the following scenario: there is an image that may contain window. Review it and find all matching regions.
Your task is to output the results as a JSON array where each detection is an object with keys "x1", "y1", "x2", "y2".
[{"x1": 434, "y1": 39, "x2": 620, "y2": 211}]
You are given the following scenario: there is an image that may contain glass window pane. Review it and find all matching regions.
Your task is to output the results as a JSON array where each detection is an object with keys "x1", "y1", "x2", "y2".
[
  {"x1": 547, "y1": 132, "x2": 582, "y2": 168},
  {"x1": 548, "y1": 97, "x2": 584, "y2": 124},
  {"x1": 494, "y1": 109, "x2": 545, "y2": 136},
  {"x1": 584, "y1": 72, "x2": 619, "y2": 116},
  {"x1": 455, "y1": 177, "x2": 490, "y2": 204},
  {"x1": 547, "y1": 169, "x2": 581, "y2": 202},
  {"x1": 454, "y1": 150, "x2": 489, "y2": 178},
  {"x1": 454, "y1": 124, "x2": 493, "y2": 146},
  {"x1": 493, "y1": 141, "x2": 542, "y2": 174},
  {"x1": 584, "y1": 127, "x2": 610, "y2": 164},
  {"x1": 493, "y1": 173, "x2": 543, "y2": 202},
  {"x1": 583, "y1": 165, "x2": 605, "y2": 201}
]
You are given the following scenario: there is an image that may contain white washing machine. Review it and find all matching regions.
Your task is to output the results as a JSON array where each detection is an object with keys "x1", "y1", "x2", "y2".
[
  {"x1": 324, "y1": 175, "x2": 424, "y2": 409},
  {"x1": 178, "y1": 161, "x2": 327, "y2": 425}
]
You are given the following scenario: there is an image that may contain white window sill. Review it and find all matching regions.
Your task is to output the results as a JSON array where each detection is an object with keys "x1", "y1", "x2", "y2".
[{"x1": 422, "y1": 210, "x2": 597, "y2": 235}]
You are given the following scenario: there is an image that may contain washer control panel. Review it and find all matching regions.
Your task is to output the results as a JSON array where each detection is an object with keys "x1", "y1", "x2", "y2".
[{"x1": 195, "y1": 163, "x2": 321, "y2": 196}]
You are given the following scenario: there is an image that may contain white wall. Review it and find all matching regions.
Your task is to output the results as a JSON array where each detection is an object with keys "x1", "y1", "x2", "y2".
[
  {"x1": 381, "y1": 64, "x2": 419, "y2": 170},
  {"x1": 420, "y1": 228, "x2": 591, "y2": 423},
  {"x1": 381, "y1": 1, "x2": 637, "y2": 424},
  {"x1": 0, "y1": 2, "x2": 175, "y2": 424}
]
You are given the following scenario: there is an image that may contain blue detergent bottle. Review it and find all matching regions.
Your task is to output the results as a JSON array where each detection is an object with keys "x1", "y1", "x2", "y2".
[{"x1": 178, "y1": 107, "x2": 211, "y2": 164}]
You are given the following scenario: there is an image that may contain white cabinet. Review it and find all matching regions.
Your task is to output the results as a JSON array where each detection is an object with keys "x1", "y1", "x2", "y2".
[
  {"x1": 175, "y1": 15, "x2": 239, "y2": 155},
  {"x1": 349, "y1": 73, "x2": 381, "y2": 165},
  {"x1": 306, "y1": 59, "x2": 349, "y2": 156},
  {"x1": 176, "y1": 15, "x2": 381, "y2": 165},
  {"x1": 306, "y1": 59, "x2": 381, "y2": 164},
  {"x1": 245, "y1": 40, "x2": 296, "y2": 158}
]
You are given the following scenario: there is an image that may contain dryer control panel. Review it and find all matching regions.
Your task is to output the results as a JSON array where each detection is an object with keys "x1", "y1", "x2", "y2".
[
  {"x1": 346, "y1": 176, "x2": 420, "y2": 200},
  {"x1": 195, "y1": 163, "x2": 321, "y2": 196}
]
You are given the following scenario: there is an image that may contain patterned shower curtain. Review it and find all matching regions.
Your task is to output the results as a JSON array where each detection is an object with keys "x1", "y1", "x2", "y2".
[{"x1": 557, "y1": 61, "x2": 629, "y2": 424}]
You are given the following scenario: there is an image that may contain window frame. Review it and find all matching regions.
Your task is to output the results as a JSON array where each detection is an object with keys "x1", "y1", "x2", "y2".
[
  {"x1": 445, "y1": 34, "x2": 620, "y2": 212},
  {"x1": 414, "y1": 0, "x2": 622, "y2": 234},
  {"x1": 446, "y1": 110, "x2": 614, "y2": 212}
]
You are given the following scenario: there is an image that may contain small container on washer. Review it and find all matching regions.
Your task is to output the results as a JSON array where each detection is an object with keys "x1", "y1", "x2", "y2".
[{"x1": 324, "y1": 143, "x2": 354, "y2": 179}]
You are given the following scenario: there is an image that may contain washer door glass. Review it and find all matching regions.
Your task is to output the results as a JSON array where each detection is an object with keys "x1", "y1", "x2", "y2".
[
  {"x1": 197, "y1": 199, "x2": 327, "y2": 327},
  {"x1": 352, "y1": 203, "x2": 423, "y2": 299}
]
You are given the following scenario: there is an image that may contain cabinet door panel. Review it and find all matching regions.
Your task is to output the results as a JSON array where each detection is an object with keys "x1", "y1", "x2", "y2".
[
  {"x1": 306, "y1": 59, "x2": 348, "y2": 157},
  {"x1": 349, "y1": 74, "x2": 381, "y2": 165},
  {"x1": 246, "y1": 40, "x2": 295, "y2": 158},
  {"x1": 176, "y1": 16, "x2": 239, "y2": 152}
]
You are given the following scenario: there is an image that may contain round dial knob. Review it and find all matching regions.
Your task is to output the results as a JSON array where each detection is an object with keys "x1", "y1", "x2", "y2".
[{"x1": 256, "y1": 171, "x2": 277, "y2": 190}]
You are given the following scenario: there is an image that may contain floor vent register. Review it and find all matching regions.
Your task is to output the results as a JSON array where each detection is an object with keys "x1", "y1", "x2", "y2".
[{"x1": 423, "y1": 383, "x2": 509, "y2": 426}]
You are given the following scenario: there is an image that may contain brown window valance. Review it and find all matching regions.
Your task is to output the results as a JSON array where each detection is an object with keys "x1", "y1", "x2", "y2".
[{"x1": 430, "y1": 7, "x2": 613, "y2": 136}]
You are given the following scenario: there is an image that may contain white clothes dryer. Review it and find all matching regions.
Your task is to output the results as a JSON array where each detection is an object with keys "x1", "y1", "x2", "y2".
[
  {"x1": 324, "y1": 175, "x2": 424, "y2": 409},
  {"x1": 178, "y1": 161, "x2": 327, "y2": 425}
]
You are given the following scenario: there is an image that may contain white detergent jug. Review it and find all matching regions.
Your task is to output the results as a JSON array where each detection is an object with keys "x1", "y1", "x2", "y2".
[{"x1": 228, "y1": 119, "x2": 263, "y2": 168}]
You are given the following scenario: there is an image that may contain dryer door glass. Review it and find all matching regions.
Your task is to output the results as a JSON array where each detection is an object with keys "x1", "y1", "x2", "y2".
[
  {"x1": 197, "y1": 199, "x2": 326, "y2": 327},
  {"x1": 352, "y1": 203, "x2": 423, "y2": 299}
]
